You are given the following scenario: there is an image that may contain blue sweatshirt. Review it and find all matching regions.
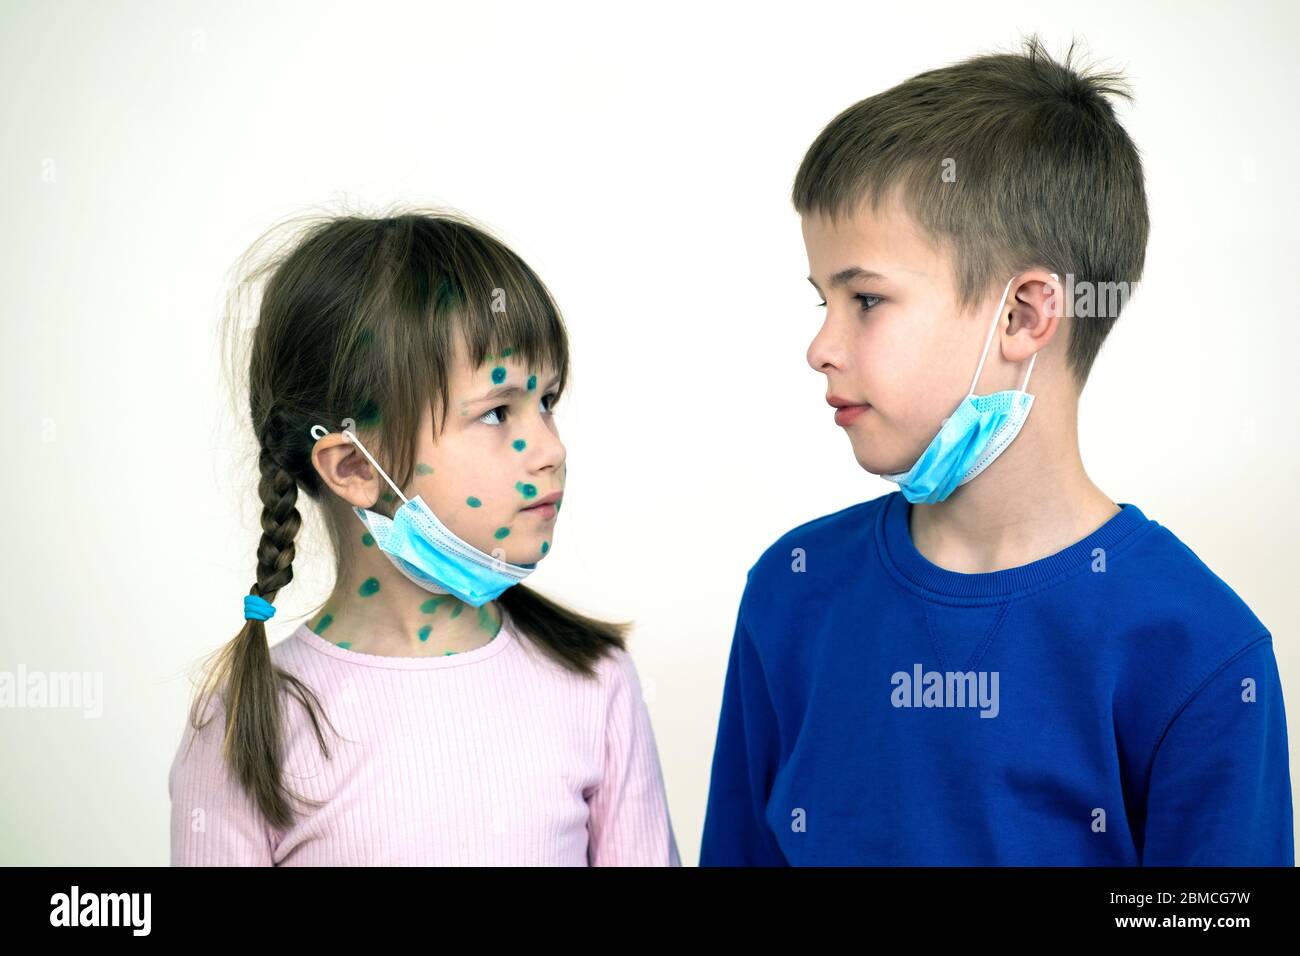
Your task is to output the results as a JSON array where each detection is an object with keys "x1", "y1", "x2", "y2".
[{"x1": 700, "y1": 492, "x2": 1293, "y2": 865}]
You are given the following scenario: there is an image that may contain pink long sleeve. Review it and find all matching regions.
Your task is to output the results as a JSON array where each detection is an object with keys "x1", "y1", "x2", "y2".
[
  {"x1": 169, "y1": 695, "x2": 276, "y2": 866},
  {"x1": 168, "y1": 609, "x2": 680, "y2": 866},
  {"x1": 586, "y1": 643, "x2": 681, "y2": 865}
]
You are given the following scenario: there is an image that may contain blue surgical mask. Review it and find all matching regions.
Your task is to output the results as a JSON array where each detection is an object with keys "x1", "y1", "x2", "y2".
[
  {"x1": 309, "y1": 420, "x2": 539, "y2": 607},
  {"x1": 881, "y1": 274, "x2": 1048, "y2": 504}
]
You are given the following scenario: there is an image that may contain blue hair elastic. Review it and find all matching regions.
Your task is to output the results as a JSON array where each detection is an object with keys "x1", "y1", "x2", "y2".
[{"x1": 244, "y1": 594, "x2": 277, "y2": 622}]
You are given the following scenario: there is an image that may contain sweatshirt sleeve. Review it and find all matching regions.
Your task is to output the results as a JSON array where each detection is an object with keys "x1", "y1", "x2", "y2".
[
  {"x1": 585, "y1": 647, "x2": 681, "y2": 866},
  {"x1": 168, "y1": 694, "x2": 277, "y2": 866},
  {"x1": 699, "y1": 601, "x2": 788, "y2": 866},
  {"x1": 1140, "y1": 636, "x2": 1295, "y2": 866}
]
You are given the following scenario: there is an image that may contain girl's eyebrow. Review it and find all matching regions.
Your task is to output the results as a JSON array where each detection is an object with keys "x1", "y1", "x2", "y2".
[{"x1": 473, "y1": 374, "x2": 561, "y2": 404}]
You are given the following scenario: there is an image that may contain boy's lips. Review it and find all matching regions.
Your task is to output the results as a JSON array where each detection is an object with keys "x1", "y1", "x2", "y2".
[{"x1": 827, "y1": 394, "x2": 871, "y2": 427}]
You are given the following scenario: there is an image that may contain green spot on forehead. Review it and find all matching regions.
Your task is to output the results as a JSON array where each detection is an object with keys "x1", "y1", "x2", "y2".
[
  {"x1": 415, "y1": 462, "x2": 433, "y2": 475},
  {"x1": 361, "y1": 533, "x2": 374, "y2": 547},
  {"x1": 516, "y1": 482, "x2": 537, "y2": 498},
  {"x1": 418, "y1": 624, "x2": 432, "y2": 642},
  {"x1": 527, "y1": 374, "x2": 537, "y2": 391},
  {"x1": 491, "y1": 366, "x2": 507, "y2": 384},
  {"x1": 502, "y1": 347, "x2": 513, "y2": 357},
  {"x1": 494, "y1": 527, "x2": 510, "y2": 539},
  {"x1": 466, "y1": 496, "x2": 482, "y2": 508},
  {"x1": 512, "y1": 439, "x2": 526, "y2": 451},
  {"x1": 358, "y1": 577, "x2": 381, "y2": 597}
]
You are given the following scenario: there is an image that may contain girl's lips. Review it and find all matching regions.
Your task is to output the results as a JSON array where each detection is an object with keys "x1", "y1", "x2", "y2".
[{"x1": 521, "y1": 502, "x2": 557, "y2": 519}]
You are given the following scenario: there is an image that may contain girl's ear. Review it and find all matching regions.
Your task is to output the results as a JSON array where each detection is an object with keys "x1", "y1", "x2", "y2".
[{"x1": 312, "y1": 436, "x2": 380, "y2": 509}]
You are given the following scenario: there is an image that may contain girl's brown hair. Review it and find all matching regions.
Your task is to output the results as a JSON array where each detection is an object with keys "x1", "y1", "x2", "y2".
[{"x1": 187, "y1": 204, "x2": 629, "y2": 830}]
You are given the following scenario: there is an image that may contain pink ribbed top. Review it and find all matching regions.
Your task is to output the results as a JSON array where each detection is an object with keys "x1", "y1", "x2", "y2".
[{"x1": 169, "y1": 609, "x2": 681, "y2": 865}]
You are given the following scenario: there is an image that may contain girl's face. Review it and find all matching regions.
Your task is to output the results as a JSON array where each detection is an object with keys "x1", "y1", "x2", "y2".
[{"x1": 401, "y1": 337, "x2": 566, "y2": 565}]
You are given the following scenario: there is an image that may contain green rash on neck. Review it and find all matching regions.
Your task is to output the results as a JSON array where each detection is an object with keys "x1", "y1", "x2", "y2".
[
  {"x1": 361, "y1": 533, "x2": 374, "y2": 547},
  {"x1": 466, "y1": 496, "x2": 482, "y2": 507},
  {"x1": 338, "y1": 641, "x2": 352, "y2": 649},
  {"x1": 418, "y1": 624, "x2": 432, "y2": 642},
  {"x1": 380, "y1": 491, "x2": 397, "y2": 503},
  {"x1": 478, "y1": 604, "x2": 498, "y2": 633},
  {"x1": 416, "y1": 463, "x2": 433, "y2": 475},
  {"x1": 421, "y1": 597, "x2": 449, "y2": 614},
  {"x1": 313, "y1": 613, "x2": 334, "y2": 635},
  {"x1": 512, "y1": 439, "x2": 525, "y2": 451},
  {"x1": 516, "y1": 481, "x2": 537, "y2": 498},
  {"x1": 494, "y1": 527, "x2": 510, "y2": 539},
  {"x1": 449, "y1": 603, "x2": 463, "y2": 618},
  {"x1": 358, "y1": 577, "x2": 381, "y2": 597}
]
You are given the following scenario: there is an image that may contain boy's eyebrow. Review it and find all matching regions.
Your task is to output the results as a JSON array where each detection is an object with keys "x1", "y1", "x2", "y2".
[{"x1": 807, "y1": 267, "x2": 887, "y2": 293}]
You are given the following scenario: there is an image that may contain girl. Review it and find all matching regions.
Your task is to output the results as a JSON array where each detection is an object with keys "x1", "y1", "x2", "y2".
[{"x1": 170, "y1": 208, "x2": 680, "y2": 865}]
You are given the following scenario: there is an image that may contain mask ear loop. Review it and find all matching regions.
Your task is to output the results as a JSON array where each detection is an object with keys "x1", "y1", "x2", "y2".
[{"x1": 309, "y1": 419, "x2": 408, "y2": 506}]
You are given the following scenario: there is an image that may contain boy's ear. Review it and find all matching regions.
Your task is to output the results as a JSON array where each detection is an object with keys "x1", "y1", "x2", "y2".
[{"x1": 1003, "y1": 270, "x2": 1063, "y2": 362}]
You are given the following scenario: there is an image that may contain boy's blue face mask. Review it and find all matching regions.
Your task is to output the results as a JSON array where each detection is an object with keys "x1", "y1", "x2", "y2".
[
  {"x1": 309, "y1": 420, "x2": 539, "y2": 607},
  {"x1": 881, "y1": 274, "x2": 1049, "y2": 505}
]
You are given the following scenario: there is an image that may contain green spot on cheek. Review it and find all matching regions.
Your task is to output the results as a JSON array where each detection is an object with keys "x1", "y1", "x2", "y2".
[
  {"x1": 313, "y1": 613, "x2": 334, "y2": 634},
  {"x1": 418, "y1": 624, "x2": 432, "y2": 642},
  {"x1": 361, "y1": 533, "x2": 374, "y2": 547},
  {"x1": 337, "y1": 641, "x2": 352, "y2": 650},
  {"x1": 494, "y1": 527, "x2": 510, "y2": 540},
  {"x1": 380, "y1": 491, "x2": 397, "y2": 503},
  {"x1": 444, "y1": 650, "x2": 457, "y2": 656},
  {"x1": 516, "y1": 482, "x2": 537, "y2": 498},
  {"x1": 540, "y1": 541, "x2": 549, "y2": 555},
  {"x1": 491, "y1": 366, "x2": 506, "y2": 384},
  {"x1": 466, "y1": 496, "x2": 482, "y2": 508},
  {"x1": 527, "y1": 374, "x2": 536, "y2": 391},
  {"x1": 416, "y1": 463, "x2": 433, "y2": 475},
  {"x1": 358, "y1": 577, "x2": 380, "y2": 597},
  {"x1": 512, "y1": 439, "x2": 525, "y2": 451}
]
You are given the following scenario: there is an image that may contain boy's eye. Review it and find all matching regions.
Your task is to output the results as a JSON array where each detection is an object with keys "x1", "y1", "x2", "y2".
[
  {"x1": 477, "y1": 392, "x2": 560, "y2": 427},
  {"x1": 815, "y1": 294, "x2": 882, "y2": 313}
]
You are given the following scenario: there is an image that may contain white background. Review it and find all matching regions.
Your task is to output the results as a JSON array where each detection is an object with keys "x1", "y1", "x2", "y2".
[{"x1": 1, "y1": 0, "x2": 1297, "y2": 864}]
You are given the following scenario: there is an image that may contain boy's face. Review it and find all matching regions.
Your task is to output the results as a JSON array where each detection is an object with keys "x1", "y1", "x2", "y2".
[
  {"x1": 403, "y1": 335, "x2": 566, "y2": 566},
  {"x1": 802, "y1": 194, "x2": 1012, "y2": 477}
]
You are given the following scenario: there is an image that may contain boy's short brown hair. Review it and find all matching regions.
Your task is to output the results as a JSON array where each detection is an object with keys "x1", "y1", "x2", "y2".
[{"x1": 792, "y1": 35, "x2": 1149, "y2": 383}]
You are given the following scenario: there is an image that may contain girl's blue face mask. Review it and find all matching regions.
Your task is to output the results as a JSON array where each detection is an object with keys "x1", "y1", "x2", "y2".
[
  {"x1": 881, "y1": 274, "x2": 1051, "y2": 505},
  {"x1": 309, "y1": 420, "x2": 539, "y2": 607}
]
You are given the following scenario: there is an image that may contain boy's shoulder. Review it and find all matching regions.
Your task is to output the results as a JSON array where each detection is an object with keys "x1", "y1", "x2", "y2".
[
  {"x1": 1104, "y1": 506, "x2": 1269, "y2": 651},
  {"x1": 743, "y1": 492, "x2": 889, "y2": 587}
]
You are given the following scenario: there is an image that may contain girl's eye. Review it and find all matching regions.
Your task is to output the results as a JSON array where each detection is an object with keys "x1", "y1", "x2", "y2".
[
  {"x1": 477, "y1": 392, "x2": 561, "y2": 427},
  {"x1": 816, "y1": 294, "x2": 882, "y2": 313}
]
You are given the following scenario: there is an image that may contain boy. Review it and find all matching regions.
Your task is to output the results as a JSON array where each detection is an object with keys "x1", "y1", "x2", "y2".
[{"x1": 699, "y1": 36, "x2": 1293, "y2": 865}]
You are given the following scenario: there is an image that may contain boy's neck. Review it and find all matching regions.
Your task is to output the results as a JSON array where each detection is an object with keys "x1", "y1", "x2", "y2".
[{"x1": 906, "y1": 407, "x2": 1120, "y2": 575}]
